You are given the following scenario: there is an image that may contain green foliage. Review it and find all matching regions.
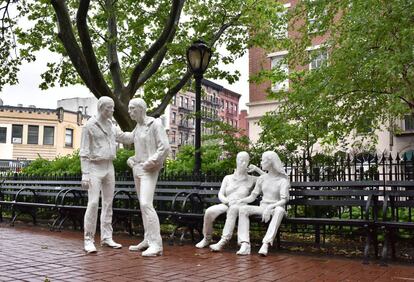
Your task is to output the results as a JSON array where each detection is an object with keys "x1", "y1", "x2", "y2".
[
  {"x1": 1, "y1": 0, "x2": 284, "y2": 129},
  {"x1": 166, "y1": 121, "x2": 249, "y2": 174},
  {"x1": 22, "y1": 148, "x2": 134, "y2": 175},
  {"x1": 22, "y1": 151, "x2": 81, "y2": 175},
  {"x1": 112, "y1": 148, "x2": 135, "y2": 173},
  {"x1": 255, "y1": 0, "x2": 414, "y2": 152}
]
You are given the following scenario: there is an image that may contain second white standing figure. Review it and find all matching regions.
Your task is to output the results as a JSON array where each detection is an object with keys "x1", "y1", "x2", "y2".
[
  {"x1": 120, "y1": 98, "x2": 170, "y2": 256},
  {"x1": 236, "y1": 151, "x2": 290, "y2": 256}
]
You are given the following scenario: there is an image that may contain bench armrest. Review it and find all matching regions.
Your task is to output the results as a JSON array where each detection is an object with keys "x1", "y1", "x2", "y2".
[{"x1": 15, "y1": 187, "x2": 37, "y2": 202}]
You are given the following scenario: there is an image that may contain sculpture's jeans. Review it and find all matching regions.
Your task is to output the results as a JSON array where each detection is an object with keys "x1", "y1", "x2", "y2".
[
  {"x1": 84, "y1": 160, "x2": 115, "y2": 241},
  {"x1": 133, "y1": 169, "x2": 162, "y2": 250},
  {"x1": 202, "y1": 203, "x2": 243, "y2": 241},
  {"x1": 237, "y1": 204, "x2": 285, "y2": 245}
]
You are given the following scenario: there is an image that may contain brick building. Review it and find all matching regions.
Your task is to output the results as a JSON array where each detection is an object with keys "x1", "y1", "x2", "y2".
[
  {"x1": 165, "y1": 79, "x2": 241, "y2": 159},
  {"x1": 247, "y1": 0, "x2": 414, "y2": 157},
  {"x1": 0, "y1": 101, "x2": 87, "y2": 161}
]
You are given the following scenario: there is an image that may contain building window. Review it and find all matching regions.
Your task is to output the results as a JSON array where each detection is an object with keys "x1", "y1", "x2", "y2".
[
  {"x1": 171, "y1": 131, "x2": 176, "y2": 144},
  {"x1": 179, "y1": 96, "x2": 183, "y2": 107},
  {"x1": 275, "y1": 3, "x2": 290, "y2": 39},
  {"x1": 43, "y1": 126, "x2": 55, "y2": 145},
  {"x1": 307, "y1": 0, "x2": 326, "y2": 34},
  {"x1": 309, "y1": 50, "x2": 328, "y2": 70},
  {"x1": 172, "y1": 112, "x2": 176, "y2": 124},
  {"x1": 12, "y1": 124, "x2": 23, "y2": 144},
  {"x1": 65, "y1": 128, "x2": 74, "y2": 147},
  {"x1": 185, "y1": 98, "x2": 189, "y2": 109},
  {"x1": 172, "y1": 150, "x2": 176, "y2": 159},
  {"x1": 0, "y1": 127, "x2": 6, "y2": 143},
  {"x1": 271, "y1": 55, "x2": 289, "y2": 92},
  {"x1": 179, "y1": 132, "x2": 183, "y2": 145},
  {"x1": 27, "y1": 125, "x2": 39, "y2": 145},
  {"x1": 192, "y1": 99, "x2": 195, "y2": 110},
  {"x1": 404, "y1": 115, "x2": 414, "y2": 131}
]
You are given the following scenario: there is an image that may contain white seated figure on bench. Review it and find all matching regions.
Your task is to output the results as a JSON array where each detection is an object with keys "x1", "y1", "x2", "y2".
[
  {"x1": 195, "y1": 151, "x2": 264, "y2": 251},
  {"x1": 80, "y1": 96, "x2": 124, "y2": 253},
  {"x1": 236, "y1": 151, "x2": 290, "y2": 256},
  {"x1": 117, "y1": 98, "x2": 170, "y2": 257}
]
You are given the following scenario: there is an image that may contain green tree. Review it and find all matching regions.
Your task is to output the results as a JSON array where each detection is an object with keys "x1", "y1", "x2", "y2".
[
  {"x1": 166, "y1": 120, "x2": 249, "y2": 174},
  {"x1": 1, "y1": 0, "x2": 284, "y2": 130},
  {"x1": 255, "y1": 0, "x2": 414, "y2": 148}
]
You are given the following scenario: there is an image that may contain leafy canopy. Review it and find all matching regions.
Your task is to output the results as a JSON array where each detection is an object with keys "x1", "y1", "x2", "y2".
[
  {"x1": 1, "y1": 0, "x2": 284, "y2": 130},
  {"x1": 255, "y1": 0, "x2": 414, "y2": 153}
]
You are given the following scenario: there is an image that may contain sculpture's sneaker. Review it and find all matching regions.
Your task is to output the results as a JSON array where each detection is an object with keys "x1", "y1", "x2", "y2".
[
  {"x1": 101, "y1": 238, "x2": 122, "y2": 249},
  {"x1": 142, "y1": 246, "x2": 163, "y2": 257},
  {"x1": 258, "y1": 243, "x2": 269, "y2": 256},
  {"x1": 84, "y1": 240, "x2": 97, "y2": 253},
  {"x1": 209, "y1": 239, "x2": 227, "y2": 252},
  {"x1": 236, "y1": 242, "x2": 251, "y2": 256},
  {"x1": 129, "y1": 241, "x2": 149, "y2": 251},
  {"x1": 195, "y1": 238, "x2": 211, "y2": 249}
]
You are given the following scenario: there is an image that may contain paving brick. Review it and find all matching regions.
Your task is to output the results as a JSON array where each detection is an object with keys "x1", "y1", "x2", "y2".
[{"x1": 2, "y1": 223, "x2": 414, "y2": 282}]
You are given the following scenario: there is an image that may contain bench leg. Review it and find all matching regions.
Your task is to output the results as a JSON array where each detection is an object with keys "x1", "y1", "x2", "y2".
[
  {"x1": 50, "y1": 215, "x2": 62, "y2": 231},
  {"x1": 57, "y1": 215, "x2": 69, "y2": 231},
  {"x1": 179, "y1": 228, "x2": 186, "y2": 246},
  {"x1": 380, "y1": 228, "x2": 389, "y2": 266},
  {"x1": 276, "y1": 230, "x2": 281, "y2": 249},
  {"x1": 31, "y1": 210, "x2": 37, "y2": 225},
  {"x1": 10, "y1": 211, "x2": 19, "y2": 227},
  {"x1": 169, "y1": 226, "x2": 178, "y2": 246},
  {"x1": 363, "y1": 227, "x2": 372, "y2": 264}
]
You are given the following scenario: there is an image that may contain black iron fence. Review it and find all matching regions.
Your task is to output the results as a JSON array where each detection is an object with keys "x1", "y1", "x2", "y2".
[{"x1": 1, "y1": 153, "x2": 413, "y2": 182}]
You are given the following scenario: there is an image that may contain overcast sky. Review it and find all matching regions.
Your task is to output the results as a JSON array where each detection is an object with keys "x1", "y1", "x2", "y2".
[{"x1": 0, "y1": 50, "x2": 249, "y2": 111}]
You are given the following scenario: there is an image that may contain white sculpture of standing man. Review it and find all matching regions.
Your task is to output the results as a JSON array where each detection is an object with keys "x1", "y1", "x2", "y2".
[
  {"x1": 195, "y1": 151, "x2": 263, "y2": 251},
  {"x1": 236, "y1": 151, "x2": 290, "y2": 256},
  {"x1": 120, "y1": 98, "x2": 170, "y2": 257},
  {"x1": 80, "y1": 96, "x2": 123, "y2": 253}
]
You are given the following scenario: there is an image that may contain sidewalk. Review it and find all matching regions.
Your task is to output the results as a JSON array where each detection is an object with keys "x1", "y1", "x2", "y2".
[{"x1": 0, "y1": 224, "x2": 413, "y2": 282}]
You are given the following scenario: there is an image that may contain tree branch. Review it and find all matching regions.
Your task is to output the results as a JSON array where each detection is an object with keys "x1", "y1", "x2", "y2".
[
  {"x1": 126, "y1": 0, "x2": 185, "y2": 96},
  {"x1": 149, "y1": 70, "x2": 192, "y2": 117},
  {"x1": 148, "y1": 11, "x2": 245, "y2": 117},
  {"x1": 77, "y1": 0, "x2": 112, "y2": 97},
  {"x1": 106, "y1": 0, "x2": 124, "y2": 95},
  {"x1": 133, "y1": 46, "x2": 168, "y2": 94},
  {"x1": 50, "y1": 0, "x2": 96, "y2": 94}
]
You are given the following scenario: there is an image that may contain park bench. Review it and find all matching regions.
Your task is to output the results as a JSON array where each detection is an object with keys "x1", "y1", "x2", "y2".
[
  {"x1": 379, "y1": 180, "x2": 414, "y2": 265},
  {"x1": 184, "y1": 180, "x2": 382, "y2": 263},
  {"x1": 0, "y1": 179, "x2": 78, "y2": 227}
]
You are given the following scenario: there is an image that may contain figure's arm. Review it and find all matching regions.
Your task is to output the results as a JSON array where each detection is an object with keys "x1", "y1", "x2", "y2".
[
  {"x1": 248, "y1": 164, "x2": 265, "y2": 175},
  {"x1": 115, "y1": 126, "x2": 134, "y2": 145},
  {"x1": 143, "y1": 119, "x2": 171, "y2": 169},
  {"x1": 79, "y1": 127, "x2": 91, "y2": 189},
  {"x1": 238, "y1": 178, "x2": 261, "y2": 204},
  {"x1": 262, "y1": 178, "x2": 290, "y2": 222},
  {"x1": 218, "y1": 176, "x2": 230, "y2": 205}
]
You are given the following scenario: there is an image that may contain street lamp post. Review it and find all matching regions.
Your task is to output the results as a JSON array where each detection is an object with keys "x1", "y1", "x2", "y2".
[{"x1": 186, "y1": 40, "x2": 212, "y2": 177}]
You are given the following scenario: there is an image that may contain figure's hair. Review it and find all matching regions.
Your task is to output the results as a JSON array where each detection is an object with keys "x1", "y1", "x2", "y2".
[
  {"x1": 129, "y1": 98, "x2": 147, "y2": 112},
  {"x1": 237, "y1": 151, "x2": 249, "y2": 162},
  {"x1": 262, "y1": 151, "x2": 288, "y2": 178},
  {"x1": 97, "y1": 96, "x2": 114, "y2": 112}
]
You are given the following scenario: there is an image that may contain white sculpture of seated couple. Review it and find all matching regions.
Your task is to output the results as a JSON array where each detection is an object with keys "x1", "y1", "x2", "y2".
[{"x1": 196, "y1": 151, "x2": 290, "y2": 256}]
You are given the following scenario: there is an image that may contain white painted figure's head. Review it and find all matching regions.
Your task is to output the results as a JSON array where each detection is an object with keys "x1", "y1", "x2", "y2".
[
  {"x1": 236, "y1": 151, "x2": 249, "y2": 171},
  {"x1": 261, "y1": 151, "x2": 287, "y2": 177},
  {"x1": 129, "y1": 98, "x2": 147, "y2": 124},
  {"x1": 97, "y1": 96, "x2": 115, "y2": 120}
]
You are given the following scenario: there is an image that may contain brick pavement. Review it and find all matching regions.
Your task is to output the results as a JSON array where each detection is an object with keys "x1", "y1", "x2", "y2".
[{"x1": 1, "y1": 224, "x2": 414, "y2": 282}]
